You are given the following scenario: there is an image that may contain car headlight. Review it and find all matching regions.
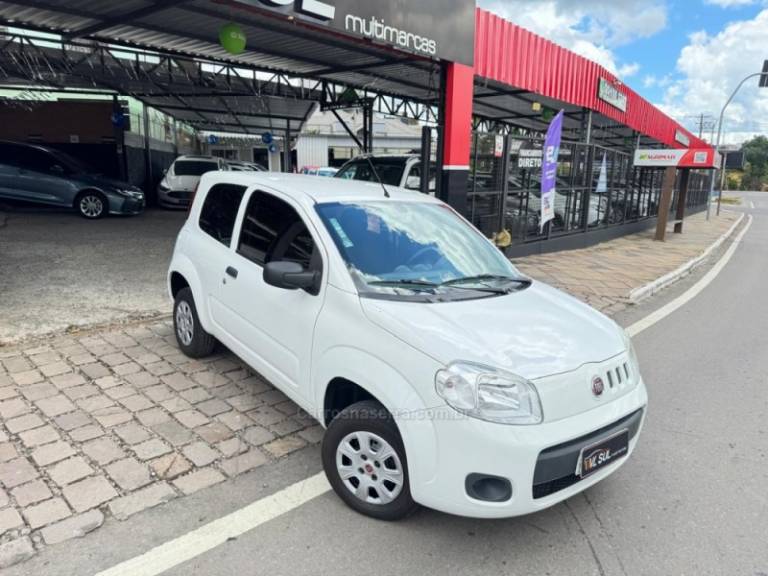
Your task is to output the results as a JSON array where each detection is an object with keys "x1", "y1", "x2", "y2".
[
  {"x1": 115, "y1": 188, "x2": 143, "y2": 198},
  {"x1": 435, "y1": 361, "x2": 543, "y2": 425},
  {"x1": 158, "y1": 181, "x2": 170, "y2": 191},
  {"x1": 623, "y1": 331, "x2": 639, "y2": 374}
]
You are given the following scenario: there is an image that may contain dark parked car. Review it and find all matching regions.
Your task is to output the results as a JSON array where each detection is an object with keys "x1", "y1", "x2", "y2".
[{"x1": 0, "y1": 141, "x2": 144, "y2": 219}]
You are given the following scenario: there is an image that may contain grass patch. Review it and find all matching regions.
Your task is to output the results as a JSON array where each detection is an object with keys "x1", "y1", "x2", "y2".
[{"x1": 719, "y1": 196, "x2": 742, "y2": 205}]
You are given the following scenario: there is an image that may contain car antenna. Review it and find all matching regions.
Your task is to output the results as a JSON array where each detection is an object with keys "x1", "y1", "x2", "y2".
[{"x1": 364, "y1": 155, "x2": 390, "y2": 198}]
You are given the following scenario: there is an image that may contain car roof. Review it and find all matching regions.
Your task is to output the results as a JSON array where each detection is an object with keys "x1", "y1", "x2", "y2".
[
  {"x1": 0, "y1": 140, "x2": 54, "y2": 153},
  {"x1": 199, "y1": 172, "x2": 442, "y2": 206},
  {"x1": 175, "y1": 155, "x2": 219, "y2": 162},
  {"x1": 345, "y1": 154, "x2": 417, "y2": 162}
]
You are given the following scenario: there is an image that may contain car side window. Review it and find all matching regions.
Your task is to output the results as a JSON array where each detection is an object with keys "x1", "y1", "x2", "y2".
[
  {"x1": 198, "y1": 184, "x2": 247, "y2": 246},
  {"x1": 238, "y1": 191, "x2": 319, "y2": 272},
  {"x1": 16, "y1": 147, "x2": 57, "y2": 173},
  {"x1": 337, "y1": 164, "x2": 357, "y2": 180}
]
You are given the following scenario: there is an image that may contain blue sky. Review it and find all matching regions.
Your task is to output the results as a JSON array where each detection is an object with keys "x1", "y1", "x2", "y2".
[
  {"x1": 617, "y1": 1, "x2": 765, "y2": 102},
  {"x1": 478, "y1": 0, "x2": 768, "y2": 143}
]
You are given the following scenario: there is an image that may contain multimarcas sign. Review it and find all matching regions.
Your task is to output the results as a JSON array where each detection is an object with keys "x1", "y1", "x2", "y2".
[{"x1": 229, "y1": 0, "x2": 476, "y2": 65}]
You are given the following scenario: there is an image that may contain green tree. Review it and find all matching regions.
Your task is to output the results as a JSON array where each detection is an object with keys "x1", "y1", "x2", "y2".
[{"x1": 740, "y1": 135, "x2": 768, "y2": 191}]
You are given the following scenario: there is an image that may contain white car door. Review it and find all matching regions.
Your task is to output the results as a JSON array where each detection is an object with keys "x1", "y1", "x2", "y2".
[
  {"x1": 190, "y1": 182, "x2": 249, "y2": 325},
  {"x1": 212, "y1": 187, "x2": 327, "y2": 401}
]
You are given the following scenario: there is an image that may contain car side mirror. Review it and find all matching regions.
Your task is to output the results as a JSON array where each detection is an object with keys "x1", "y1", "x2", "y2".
[
  {"x1": 264, "y1": 261, "x2": 319, "y2": 292},
  {"x1": 50, "y1": 164, "x2": 66, "y2": 175}
]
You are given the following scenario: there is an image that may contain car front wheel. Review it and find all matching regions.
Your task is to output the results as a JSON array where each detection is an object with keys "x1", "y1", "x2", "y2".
[
  {"x1": 322, "y1": 400, "x2": 418, "y2": 521},
  {"x1": 173, "y1": 287, "x2": 216, "y2": 358},
  {"x1": 76, "y1": 191, "x2": 107, "y2": 219}
]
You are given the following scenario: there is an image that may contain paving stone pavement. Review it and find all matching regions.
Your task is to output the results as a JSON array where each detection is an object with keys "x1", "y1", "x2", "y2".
[
  {"x1": 514, "y1": 211, "x2": 741, "y2": 316},
  {"x1": 0, "y1": 322, "x2": 323, "y2": 562},
  {"x1": 0, "y1": 210, "x2": 741, "y2": 566}
]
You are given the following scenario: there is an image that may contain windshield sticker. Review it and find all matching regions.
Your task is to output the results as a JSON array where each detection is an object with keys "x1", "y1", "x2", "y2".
[
  {"x1": 329, "y1": 218, "x2": 354, "y2": 248},
  {"x1": 367, "y1": 214, "x2": 382, "y2": 234}
]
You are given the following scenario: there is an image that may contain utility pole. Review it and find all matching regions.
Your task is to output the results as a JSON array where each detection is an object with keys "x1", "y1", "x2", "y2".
[
  {"x1": 688, "y1": 114, "x2": 716, "y2": 140},
  {"x1": 707, "y1": 63, "x2": 768, "y2": 220}
]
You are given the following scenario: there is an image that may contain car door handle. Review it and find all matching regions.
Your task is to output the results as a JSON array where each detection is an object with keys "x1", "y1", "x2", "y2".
[{"x1": 225, "y1": 266, "x2": 238, "y2": 279}]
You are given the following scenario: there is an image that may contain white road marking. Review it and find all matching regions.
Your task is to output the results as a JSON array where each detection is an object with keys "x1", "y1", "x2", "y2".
[
  {"x1": 750, "y1": 201, "x2": 755, "y2": 209},
  {"x1": 93, "y1": 216, "x2": 754, "y2": 576},
  {"x1": 627, "y1": 215, "x2": 753, "y2": 337},
  {"x1": 93, "y1": 473, "x2": 331, "y2": 576}
]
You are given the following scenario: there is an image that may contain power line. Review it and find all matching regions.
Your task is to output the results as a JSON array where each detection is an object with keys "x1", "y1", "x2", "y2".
[{"x1": 686, "y1": 113, "x2": 716, "y2": 139}]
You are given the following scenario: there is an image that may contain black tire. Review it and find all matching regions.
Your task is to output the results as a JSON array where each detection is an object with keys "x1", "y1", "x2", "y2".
[
  {"x1": 75, "y1": 190, "x2": 108, "y2": 219},
  {"x1": 322, "y1": 400, "x2": 418, "y2": 521},
  {"x1": 173, "y1": 287, "x2": 216, "y2": 359}
]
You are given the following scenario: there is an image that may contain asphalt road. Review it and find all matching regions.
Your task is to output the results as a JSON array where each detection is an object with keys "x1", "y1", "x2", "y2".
[
  {"x1": 0, "y1": 206, "x2": 185, "y2": 343},
  {"x1": 9, "y1": 193, "x2": 768, "y2": 576}
]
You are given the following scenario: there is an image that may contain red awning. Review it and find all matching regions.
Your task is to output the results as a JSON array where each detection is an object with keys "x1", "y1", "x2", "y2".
[{"x1": 473, "y1": 8, "x2": 709, "y2": 150}]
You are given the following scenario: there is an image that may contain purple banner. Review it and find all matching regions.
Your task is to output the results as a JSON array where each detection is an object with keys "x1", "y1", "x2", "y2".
[{"x1": 541, "y1": 110, "x2": 564, "y2": 230}]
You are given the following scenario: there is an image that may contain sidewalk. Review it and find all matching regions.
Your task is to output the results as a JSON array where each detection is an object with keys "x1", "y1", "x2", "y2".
[
  {"x1": 0, "y1": 210, "x2": 742, "y2": 567},
  {"x1": 514, "y1": 211, "x2": 742, "y2": 316}
]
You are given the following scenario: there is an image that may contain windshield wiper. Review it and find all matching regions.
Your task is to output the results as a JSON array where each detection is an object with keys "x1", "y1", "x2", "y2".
[
  {"x1": 368, "y1": 279, "x2": 439, "y2": 290},
  {"x1": 441, "y1": 275, "x2": 532, "y2": 292}
]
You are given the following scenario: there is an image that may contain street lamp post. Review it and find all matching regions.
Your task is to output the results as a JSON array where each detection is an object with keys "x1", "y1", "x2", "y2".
[{"x1": 707, "y1": 67, "x2": 768, "y2": 220}]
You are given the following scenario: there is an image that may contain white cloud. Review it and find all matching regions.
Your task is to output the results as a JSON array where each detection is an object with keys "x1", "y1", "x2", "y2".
[
  {"x1": 477, "y1": 0, "x2": 666, "y2": 75},
  {"x1": 618, "y1": 62, "x2": 641, "y2": 78},
  {"x1": 658, "y1": 9, "x2": 768, "y2": 144},
  {"x1": 704, "y1": 0, "x2": 758, "y2": 7}
]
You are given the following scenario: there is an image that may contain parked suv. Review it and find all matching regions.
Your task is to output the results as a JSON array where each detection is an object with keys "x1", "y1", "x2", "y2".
[
  {"x1": 158, "y1": 155, "x2": 228, "y2": 209},
  {"x1": 168, "y1": 173, "x2": 647, "y2": 520},
  {"x1": 0, "y1": 141, "x2": 144, "y2": 218},
  {"x1": 336, "y1": 154, "x2": 436, "y2": 194}
]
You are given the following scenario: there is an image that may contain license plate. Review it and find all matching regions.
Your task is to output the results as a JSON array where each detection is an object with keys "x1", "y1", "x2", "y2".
[{"x1": 577, "y1": 429, "x2": 630, "y2": 479}]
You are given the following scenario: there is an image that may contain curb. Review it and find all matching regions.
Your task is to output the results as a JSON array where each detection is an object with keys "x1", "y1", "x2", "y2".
[{"x1": 628, "y1": 212, "x2": 746, "y2": 304}]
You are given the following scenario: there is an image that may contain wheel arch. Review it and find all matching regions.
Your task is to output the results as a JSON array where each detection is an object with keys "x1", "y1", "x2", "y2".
[
  {"x1": 167, "y1": 256, "x2": 211, "y2": 332},
  {"x1": 73, "y1": 188, "x2": 107, "y2": 209},
  {"x1": 315, "y1": 346, "x2": 440, "y2": 501}
]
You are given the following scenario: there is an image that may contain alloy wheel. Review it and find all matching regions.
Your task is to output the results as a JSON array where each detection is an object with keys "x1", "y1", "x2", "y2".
[
  {"x1": 80, "y1": 195, "x2": 104, "y2": 218},
  {"x1": 175, "y1": 300, "x2": 195, "y2": 346},
  {"x1": 335, "y1": 431, "x2": 404, "y2": 505}
]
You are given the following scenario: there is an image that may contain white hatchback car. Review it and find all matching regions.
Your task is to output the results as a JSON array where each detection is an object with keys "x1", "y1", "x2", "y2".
[{"x1": 168, "y1": 172, "x2": 647, "y2": 520}]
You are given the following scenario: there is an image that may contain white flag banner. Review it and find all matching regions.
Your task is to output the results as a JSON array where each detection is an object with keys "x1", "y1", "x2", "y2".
[{"x1": 596, "y1": 153, "x2": 608, "y2": 194}]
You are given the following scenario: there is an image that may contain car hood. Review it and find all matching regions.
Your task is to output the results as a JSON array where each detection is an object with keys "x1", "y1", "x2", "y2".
[
  {"x1": 77, "y1": 173, "x2": 139, "y2": 191},
  {"x1": 360, "y1": 281, "x2": 625, "y2": 381}
]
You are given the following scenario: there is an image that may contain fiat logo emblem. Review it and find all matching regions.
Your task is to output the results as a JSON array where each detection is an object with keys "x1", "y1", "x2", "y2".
[{"x1": 591, "y1": 376, "x2": 605, "y2": 397}]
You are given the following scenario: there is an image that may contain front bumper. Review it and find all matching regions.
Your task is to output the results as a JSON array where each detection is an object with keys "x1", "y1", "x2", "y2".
[
  {"x1": 109, "y1": 195, "x2": 145, "y2": 215},
  {"x1": 407, "y1": 378, "x2": 647, "y2": 518},
  {"x1": 158, "y1": 189, "x2": 194, "y2": 208}
]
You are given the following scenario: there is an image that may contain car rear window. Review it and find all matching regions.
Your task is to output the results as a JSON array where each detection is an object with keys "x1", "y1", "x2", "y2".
[
  {"x1": 198, "y1": 184, "x2": 247, "y2": 246},
  {"x1": 175, "y1": 161, "x2": 219, "y2": 177}
]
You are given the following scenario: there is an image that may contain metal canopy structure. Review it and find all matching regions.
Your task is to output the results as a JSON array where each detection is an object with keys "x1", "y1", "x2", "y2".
[
  {"x1": 0, "y1": 0, "x2": 443, "y2": 123},
  {"x1": 0, "y1": 30, "x2": 322, "y2": 134},
  {"x1": 473, "y1": 80, "x2": 660, "y2": 150}
]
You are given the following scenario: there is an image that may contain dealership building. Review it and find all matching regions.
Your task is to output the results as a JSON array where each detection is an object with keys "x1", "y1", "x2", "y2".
[{"x1": 0, "y1": 0, "x2": 715, "y2": 253}]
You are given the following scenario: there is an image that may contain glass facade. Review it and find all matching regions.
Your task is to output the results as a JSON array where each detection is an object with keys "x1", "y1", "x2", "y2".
[{"x1": 466, "y1": 133, "x2": 712, "y2": 247}]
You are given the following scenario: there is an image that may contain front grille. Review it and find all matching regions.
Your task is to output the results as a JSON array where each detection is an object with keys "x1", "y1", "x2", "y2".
[
  {"x1": 605, "y1": 361, "x2": 631, "y2": 390},
  {"x1": 532, "y1": 408, "x2": 644, "y2": 499},
  {"x1": 168, "y1": 191, "x2": 194, "y2": 199}
]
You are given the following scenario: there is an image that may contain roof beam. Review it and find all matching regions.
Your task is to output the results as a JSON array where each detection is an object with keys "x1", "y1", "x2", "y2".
[
  {"x1": 67, "y1": 1, "x2": 194, "y2": 39},
  {"x1": 147, "y1": 103, "x2": 308, "y2": 121}
]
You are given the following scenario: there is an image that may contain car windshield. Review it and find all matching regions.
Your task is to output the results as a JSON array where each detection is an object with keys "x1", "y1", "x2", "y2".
[
  {"x1": 315, "y1": 201, "x2": 526, "y2": 301},
  {"x1": 174, "y1": 161, "x2": 219, "y2": 176},
  {"x1": 335, "y1": 159, "x2": 406, "y2": 187}
]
